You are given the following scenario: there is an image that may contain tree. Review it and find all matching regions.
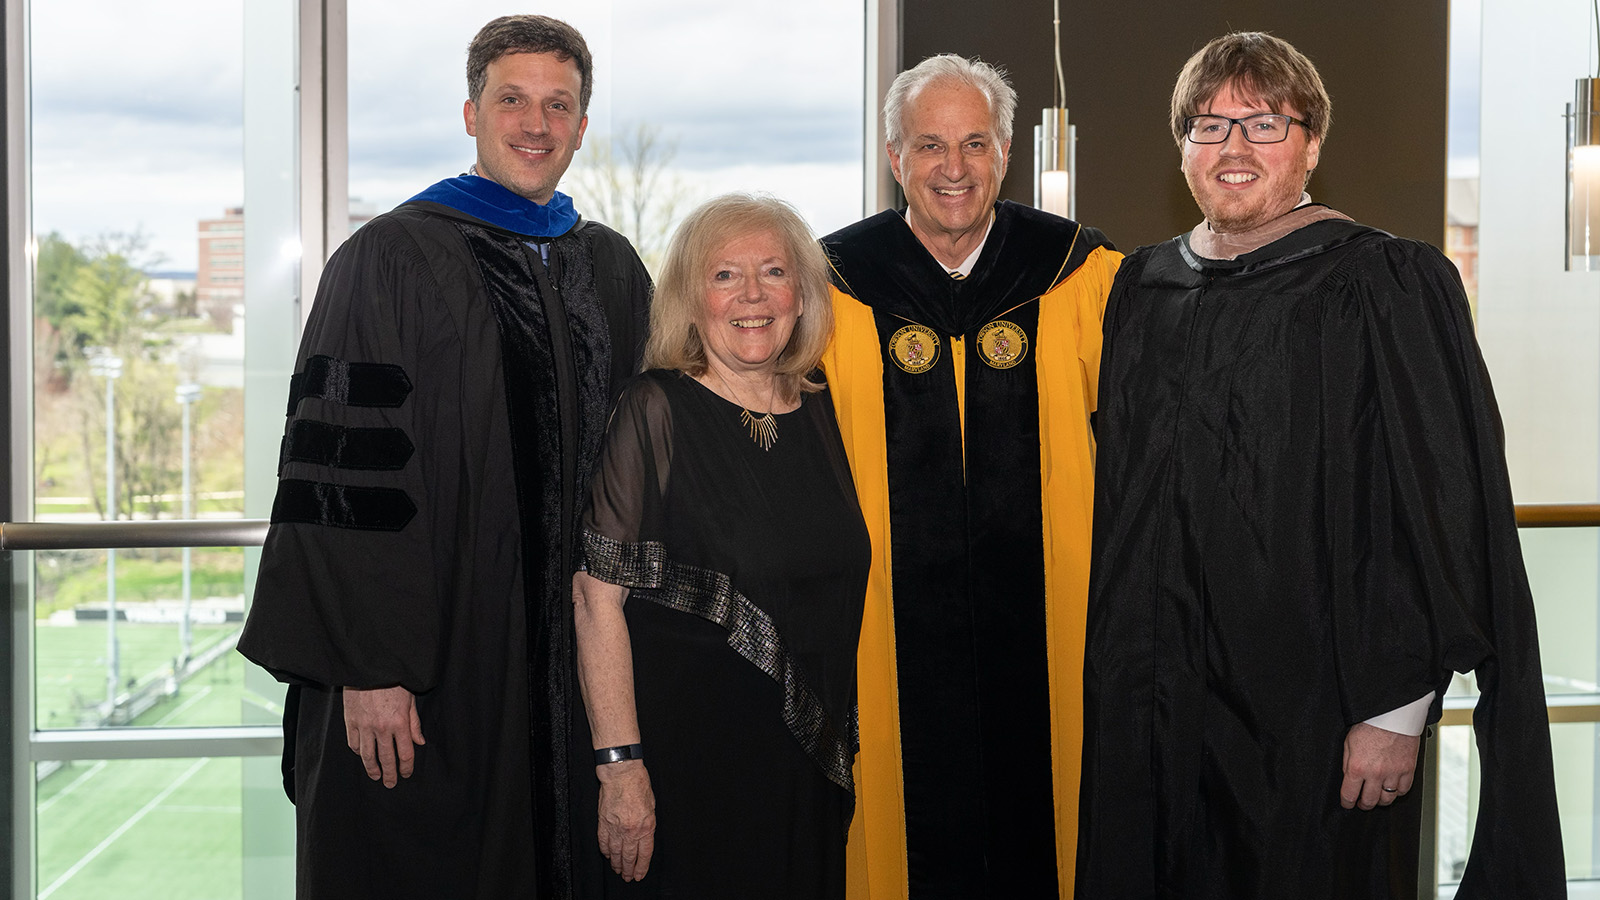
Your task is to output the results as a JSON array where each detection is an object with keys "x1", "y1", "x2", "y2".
[
  {"x1": 35, "y1": 231, "x2": 88, "y2": 330},
  {"x1": 57, "y1": 232, "x2": 163, "y2": 361},
  {"x1": 33, "y1": 231, "x2": 182, "y2": 520},
  {"x1": 34, "y1": 232, "x2": 89, "y2": 394},
  {"x1": 564, "y1": 122, "x2": 697, "y2": 274}
]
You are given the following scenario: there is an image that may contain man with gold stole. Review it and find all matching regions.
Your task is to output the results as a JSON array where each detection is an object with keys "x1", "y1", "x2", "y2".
[{"x1": 820, "y1": 54, "x2": 1121, "y2": 899}]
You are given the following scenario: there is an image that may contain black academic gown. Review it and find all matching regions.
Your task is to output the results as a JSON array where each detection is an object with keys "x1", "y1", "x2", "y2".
[
  {"x1": 1078, "y1": 220, "x2": 1565, "y2": 899},
  {"x1": 821, "y1": 202, "x2": 1119, "y2": 898},
  {"x1": 238, "y1": 199, "x2": 649, "y2": 900}
]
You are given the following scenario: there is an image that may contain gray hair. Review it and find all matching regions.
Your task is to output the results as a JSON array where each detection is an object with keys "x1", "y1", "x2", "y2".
[{"x1": 883, "y1": 54, "x2": 1017, "y2": 151}]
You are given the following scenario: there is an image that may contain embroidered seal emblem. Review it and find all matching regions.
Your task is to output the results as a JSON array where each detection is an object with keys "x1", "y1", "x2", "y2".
[
  {"x1": 977, "y1": 320, "x2": 1028, "y2": 369},
  {"x1": 888, "y1": 324, "x2": 941, "y2": 374}
]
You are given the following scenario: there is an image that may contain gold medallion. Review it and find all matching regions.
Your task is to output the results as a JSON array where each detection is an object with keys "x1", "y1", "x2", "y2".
[
  {"x1": 977, "y1": 320, "x2": 1029, "y2": 369},
  {"x1": 888, "y1": 324, "x2": 941, "y2": 374}
]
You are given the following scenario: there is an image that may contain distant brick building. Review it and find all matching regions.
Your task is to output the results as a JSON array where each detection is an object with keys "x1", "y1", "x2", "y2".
[
  {"x1": 196, "y1": 207, "x2": 244, "y2": 329},
  {"x1": 1446, "y1": 178, "x2": 1479, "y2": 315}
]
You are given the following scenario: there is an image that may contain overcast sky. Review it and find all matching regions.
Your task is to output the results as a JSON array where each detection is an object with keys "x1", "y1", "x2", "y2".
[
  {"x1": 32, "y1": 1, "x2": 245, "y2": 271},
  {"x1": 31, "y1": 0, "x2": 864, "y2": 272},
  {"x1": 32, "y1": 0, "x2": 1486, "y2": 273},
  {"x1": 1448, "y1": 0, "x2": 1482, "y2": 179}
]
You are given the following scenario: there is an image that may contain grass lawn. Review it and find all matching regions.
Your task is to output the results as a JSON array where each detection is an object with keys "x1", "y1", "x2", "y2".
[
  {"x1": 34, "y1": 549, "x2": 245, "y2": 620},
  {"x1": 35, "y1": 623, "x2": 242, "y2": 729}
]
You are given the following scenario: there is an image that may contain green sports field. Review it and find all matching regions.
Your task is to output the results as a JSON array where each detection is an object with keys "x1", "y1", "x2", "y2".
[
  {"x1": 33, "y1": 624, "x2": 257, "y2": 900},
  {"x1": 35, "y1": 622, "x2": 244, "y2": 729}
]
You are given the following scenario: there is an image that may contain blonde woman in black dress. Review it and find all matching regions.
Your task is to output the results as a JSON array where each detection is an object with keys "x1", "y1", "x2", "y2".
[{"x1": 573, "y1": 193, "x2": 869, "y2": 899}]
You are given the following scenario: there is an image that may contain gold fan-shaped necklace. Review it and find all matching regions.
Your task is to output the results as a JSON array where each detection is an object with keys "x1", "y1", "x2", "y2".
[{"x1": 712, "y1": 369, "x2": 780, "y2": 451}]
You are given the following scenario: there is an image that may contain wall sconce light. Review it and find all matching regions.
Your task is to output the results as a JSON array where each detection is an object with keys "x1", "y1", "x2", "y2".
[
  {"x1": 1569, "y1": 77, "x2": 1600, "y2": 271},
  {"x1": 1033, "y1": 0, "x2": 1075, "y2": 219},
  {"x1": 1567, "y1": 1, "x2": 1600, "y2": 271}
]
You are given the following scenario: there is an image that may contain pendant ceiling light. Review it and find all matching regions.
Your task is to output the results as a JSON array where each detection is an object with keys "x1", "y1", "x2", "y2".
[{"x1": 1033, "y1": 0, "x2": 1075, "y2": 218}]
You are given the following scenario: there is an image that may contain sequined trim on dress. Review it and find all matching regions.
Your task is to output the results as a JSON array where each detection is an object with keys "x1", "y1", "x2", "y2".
[{"x1": 581, "y1": 529, "x2": 856, "y2": 794}]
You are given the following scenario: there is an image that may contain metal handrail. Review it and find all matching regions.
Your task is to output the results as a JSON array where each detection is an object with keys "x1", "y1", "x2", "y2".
[
  {"x1": 0, "y1": 503, "x2": 1592, "y2": 551},
  {"x1": 1515, "y1": 503, "x2": 1600, "y2": 528},
  {"x1": 30, "y1": 726, "x2": 283, "y2": 762},
  {"x1": 0, "y1": 519, "x2": 268, "y2": 550},
  {"x1": 1438, "y1": 691, "x2": 1600, "y2": 727}
]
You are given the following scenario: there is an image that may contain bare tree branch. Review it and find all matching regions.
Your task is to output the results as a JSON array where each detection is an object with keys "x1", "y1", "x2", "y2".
[{"x1": 565, "y1": 122, "x2": 697, "y2": 275}]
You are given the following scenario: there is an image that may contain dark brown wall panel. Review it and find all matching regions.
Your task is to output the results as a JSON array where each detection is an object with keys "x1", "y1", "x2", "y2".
[{"x1": 900, "y1": 0, "x2": 1448, "y2": 250}]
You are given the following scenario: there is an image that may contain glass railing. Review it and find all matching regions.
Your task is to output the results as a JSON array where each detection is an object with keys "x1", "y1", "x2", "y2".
[
  {"x1": 5, "y1": 506, "x2": 1598, "y2": 898},
  {"x1": 4, "y1": 517, "x2": 286, "y2": 900}
]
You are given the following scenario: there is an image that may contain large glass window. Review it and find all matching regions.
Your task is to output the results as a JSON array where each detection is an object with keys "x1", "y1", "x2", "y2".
[
  {"x1": 21, "y1": 1, "x2": 299, "y2": 897},
  {"x1": 30, "y1": 0, "x2": 250, "y2": 733},
  {"x1": 14, "y1": 2, "x2": 869, "y2": 896},
  {"x1": 347, "y1": 0, "x2": 866, "y2": 272},
  {"x1": 1442, "y1": 0, "x2": 1600, "y2": 893}
]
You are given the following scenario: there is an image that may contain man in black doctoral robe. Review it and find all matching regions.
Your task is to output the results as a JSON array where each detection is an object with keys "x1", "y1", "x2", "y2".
[
  {"x1": 237, "y1": 16, "x2": 649, "y2": 900},
  {"x1": 819, "y1": 54, "x2": 1120, "y2": 899},
  {"x1": 1077, "y1": 32, "x2": 1565, "y2": 899}
]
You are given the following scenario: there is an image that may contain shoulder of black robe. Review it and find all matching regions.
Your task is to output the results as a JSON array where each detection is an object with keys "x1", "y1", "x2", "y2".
[
  {"x1": 573, "y1": 219, "x2": 653, "y2": 396},
  {"x1": 239, "y1": 202, "x2": 650, "y2": 691},
  {"x1": 821, "y1": 200, "x2": 1115, "y2": 334},
  {"x1": 1317, "y1": 235, "x2": 1565, "y2": 897},
  {"x1": 407, "y1": 201, "x2": 652, "y2": 397},
  {"x1": 239, "y1": 207, "x2": 469, "y2": 691}
]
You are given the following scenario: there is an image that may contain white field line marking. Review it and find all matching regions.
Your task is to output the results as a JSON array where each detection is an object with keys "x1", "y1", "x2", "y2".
[
  {"x1": 36, "y1": 762, "x2": 109, "y2": 815},
  {"x1": 38, "y1": 757, "x2": 210, "y2": 900},
  {"x1": 154, "y1": 805, "x2": 241, "y2": 813},
  {"x1": 153, "y1": 685, "x2": 213, "y2": 726},
  {"x1": 36, "y1": 681, "x2": 213, "y2": 817}
]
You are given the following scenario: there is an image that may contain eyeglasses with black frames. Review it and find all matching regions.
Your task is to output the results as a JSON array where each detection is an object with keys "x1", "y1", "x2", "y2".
[{"x1": 1183, "y1": 113, "x2": 1307, "y2": 144}]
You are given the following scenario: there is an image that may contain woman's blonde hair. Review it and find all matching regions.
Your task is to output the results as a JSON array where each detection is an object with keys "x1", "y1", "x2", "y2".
[{"x1": 644, "y1": 193, "x2": 835, "y2": 402}]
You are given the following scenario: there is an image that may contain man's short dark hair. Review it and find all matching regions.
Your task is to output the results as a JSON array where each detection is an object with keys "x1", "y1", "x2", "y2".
[
  {"x1": 1170, "y1": 32, "x2": 1331, "y2": 148},
  {"x1": 466, "y1": 15, "x2": 593, "y2": 114}
]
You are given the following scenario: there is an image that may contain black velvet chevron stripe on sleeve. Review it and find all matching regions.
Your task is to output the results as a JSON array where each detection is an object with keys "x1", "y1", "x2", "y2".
[
  {"x1": 285, "y1": 355, "x2": 414, "y2": 415},
  {"x1": 283, "y1": 419, "x2": 416, "y2": 471},
  {"x1": 270, "y1": 478, "x2": 418, "y2": 531}
]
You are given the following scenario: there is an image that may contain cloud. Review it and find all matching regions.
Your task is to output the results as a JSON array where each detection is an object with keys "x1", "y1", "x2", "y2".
[
  {"x1": 347, "y1": 0, "x2": 864, "y2": 176},
  {"x1": 30, "y1": 0, "x2": 245, "y2": 269},
  {"x1": 631, "y1": 109, "x2": 861, "y2": 171},
  {"x1": 678, "y1": 161, "x2": 865, "y2": 237},
  {"x1": 31, "y1": 0, "x2": 242, "y2": 125},
  {"x1": 32, "y1": 0, "x2": 868, "y2": 267}
]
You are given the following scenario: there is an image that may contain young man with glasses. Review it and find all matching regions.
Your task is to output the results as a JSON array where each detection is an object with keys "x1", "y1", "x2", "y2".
[{"x1": 1076, "y1": 31, "x2": 1564, "y2": 899}]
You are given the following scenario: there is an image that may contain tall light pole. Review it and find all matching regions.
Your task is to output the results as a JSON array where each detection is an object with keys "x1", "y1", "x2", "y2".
[
  {"x1": 175, "y1": 382, "x2": 202, "y2": 666},
  {"x1": 87, "y1": 348, "x2": 123, "y2": 710}
]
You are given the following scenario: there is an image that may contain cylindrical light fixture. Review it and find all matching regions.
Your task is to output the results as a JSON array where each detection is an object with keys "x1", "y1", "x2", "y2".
[
  {"x1": 1035, "y1": 108, "x2": 1074, "y2": 218},
  {"x1": 1033, "y1": 0, "x2": 1076, "y2": 220},
  {"x1": 1569, "y1": 77, "x2": 1600, "y2": 271}
]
